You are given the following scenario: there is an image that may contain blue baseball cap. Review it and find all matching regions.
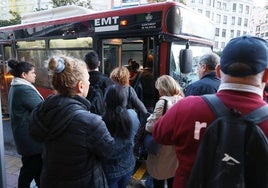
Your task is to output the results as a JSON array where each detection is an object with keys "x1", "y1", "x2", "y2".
[{"x1": 220, "y1": 35, "x2": 268, "y2": 77}]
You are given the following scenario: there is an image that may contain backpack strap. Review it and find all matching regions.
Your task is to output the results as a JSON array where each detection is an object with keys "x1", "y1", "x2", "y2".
[
  {"x1": 202, "y1": 94, "x2": 230, "y2": 117},
  {"x1": 162, "y1": 99, "x2": 168, "y2": 115},
  {"x1": 203, "y1": 94, "x2": 268, "y2": 124},
  {"x1": 133, "y1": 72, "x2": 142, "y2": 89},
  {"x1": 244, "y1": 105, "x2": 268, "y2": 124}
]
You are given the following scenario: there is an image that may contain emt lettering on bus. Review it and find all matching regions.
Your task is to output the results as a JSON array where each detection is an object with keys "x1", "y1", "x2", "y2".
[{"x1": 94, "y1": 16, "x2": 120, "y2": 32}]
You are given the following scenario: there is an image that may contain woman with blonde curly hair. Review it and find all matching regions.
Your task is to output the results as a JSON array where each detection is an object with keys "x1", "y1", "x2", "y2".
[
  {"x1": 29, "y1": 55, "x2": 114, "y2": 188},
  {"x1": 145, "y1": 74, "x2": 184, "y2": 188}
]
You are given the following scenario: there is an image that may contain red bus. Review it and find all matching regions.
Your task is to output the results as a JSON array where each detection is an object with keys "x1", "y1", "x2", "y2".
[{"x1": 0, "y1": 2, "x2": 215, "y2": 114}]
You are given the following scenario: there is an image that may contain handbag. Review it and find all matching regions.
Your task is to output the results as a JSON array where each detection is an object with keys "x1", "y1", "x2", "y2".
[
  {"x1": 143, "y1": 99, "x2": 168, "y2": 155},
  {"x1": 143, "y1": 132, "x2": 161, "y2": 155}
]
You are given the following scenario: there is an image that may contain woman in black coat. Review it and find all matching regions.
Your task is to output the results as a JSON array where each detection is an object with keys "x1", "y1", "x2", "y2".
[{"x1": 30, "y1": 55, "x2": 114, "y2": 188}]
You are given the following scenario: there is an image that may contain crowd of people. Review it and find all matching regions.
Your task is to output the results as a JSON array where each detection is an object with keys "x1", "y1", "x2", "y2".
[{"x1": 7, "y1": 35, "x2": 268, "y2": 188}]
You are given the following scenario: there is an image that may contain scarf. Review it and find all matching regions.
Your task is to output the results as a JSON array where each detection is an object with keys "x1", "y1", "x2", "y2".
[{"x1": 11, "y1": 77, "x2": 44, "y2": 100}]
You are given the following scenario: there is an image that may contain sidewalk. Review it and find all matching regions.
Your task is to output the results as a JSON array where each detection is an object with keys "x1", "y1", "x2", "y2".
[
  {"x1": 5, "y1": 154, "x2": 21, "y2": 188},
  {"x1": 5, "y1": 153, "x2": 37, "y2": 188},
  {"x1": 4, "y1": 153, "x2": 146, "y2": 188}
]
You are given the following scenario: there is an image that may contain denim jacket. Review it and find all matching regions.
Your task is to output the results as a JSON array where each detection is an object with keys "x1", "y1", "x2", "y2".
[{"x1": 102, "y1": 109, "x2": 140, "y2": 179}]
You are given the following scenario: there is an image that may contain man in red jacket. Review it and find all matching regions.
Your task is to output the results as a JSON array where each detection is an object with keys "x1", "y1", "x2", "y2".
[{"x1": 152, "y1": 35, "x2": 268, "y2": 188}]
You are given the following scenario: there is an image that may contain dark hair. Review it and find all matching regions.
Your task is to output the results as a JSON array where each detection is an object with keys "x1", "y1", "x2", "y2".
[
  {"x1": 8, "y1": 59, "x2": 34, "y2": 77},
  {"x1": 199, "y1": 53, "x2": 220, "y2": 70},
  {"x1": 102, "y1": 84, "x2": 132, "y2": 139},
  {"x1": 83, "y1": 51, "x2": 99, "y2": 70},
  {"x1": 128, "y1": 60, "x2": 140, "y2": 72}
]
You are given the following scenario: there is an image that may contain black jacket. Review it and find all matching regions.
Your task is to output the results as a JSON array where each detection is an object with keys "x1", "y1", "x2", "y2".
[
  {"x1": 88, "y1": 71, "x2": 114, "y2": 94},
  {"x1": 30, "y1": 95, "x2": 114, "y2": 188},
  {"x1": 185, "y1": 72, "x2": 220, "y2": 96}
]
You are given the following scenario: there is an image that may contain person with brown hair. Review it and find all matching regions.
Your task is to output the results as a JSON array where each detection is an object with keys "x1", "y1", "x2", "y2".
[
  {"x1": 29, "y1": 55, "x2": 114, "y2": 187},
  {"x1": 110, "y1": 66, "x2": 148, "y2": 117}
]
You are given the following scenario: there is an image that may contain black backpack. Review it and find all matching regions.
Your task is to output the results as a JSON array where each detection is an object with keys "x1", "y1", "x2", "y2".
[
  {"x1": 86, "y1": 81, "x2": 105, "y2": 115},
  {"x1": 187, "y1": 94, "x2": 268, "y2": 188}
]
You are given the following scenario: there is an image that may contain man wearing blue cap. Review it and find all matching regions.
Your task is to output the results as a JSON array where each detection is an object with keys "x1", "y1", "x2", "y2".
[{"x1": 152, "y1": 35, "x2": 268, "y2": 188}]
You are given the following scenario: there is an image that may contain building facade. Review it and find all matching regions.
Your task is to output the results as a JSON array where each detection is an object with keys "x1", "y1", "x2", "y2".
[{"x1": 185, "y1": 0, "x2": 254, "y2": 51}]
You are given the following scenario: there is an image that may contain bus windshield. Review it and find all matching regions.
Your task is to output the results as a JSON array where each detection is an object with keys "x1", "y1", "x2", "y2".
[{"x1": 170, "y1": 43, "x2": 212, "y2": 89}]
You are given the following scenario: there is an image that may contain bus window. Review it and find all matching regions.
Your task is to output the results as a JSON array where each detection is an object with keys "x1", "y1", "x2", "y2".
[
  {"x1": 17, "y1": 49, "x2": 48, "y2": 87},
  {"x1": 49, "y1": 37, "x2": 93, "y2": 48},
  {"x1": 49, "y1": 49, "x2": 90, "y2": 60},
  {"x1": 122, "y1": 38, "x2": 143, "y2": 66},
  {"x1": 103, "y1": 44, "x2": 119, "y2": 77},
  {"x1": 170, "y1": 43, "x2": 212, "y2": 89}
]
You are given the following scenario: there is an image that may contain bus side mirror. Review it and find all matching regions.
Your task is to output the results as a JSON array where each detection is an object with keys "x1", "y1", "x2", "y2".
[{"x1": 179, "y1": 49, "x2": 192, "y2": 74}]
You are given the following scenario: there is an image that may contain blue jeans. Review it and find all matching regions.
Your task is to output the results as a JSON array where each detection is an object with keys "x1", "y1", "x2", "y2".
[{"x1": 107, "y1": 171, "x2": 133, "y2": 188}]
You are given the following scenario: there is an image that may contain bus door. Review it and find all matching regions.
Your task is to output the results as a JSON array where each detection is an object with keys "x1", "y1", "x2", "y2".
[
  {"x1": 100, "y1": 37, "x2": 153, "y2": 76},
  {"x1": 101, "y1": 39, "x2": 121, "y2": 77}
]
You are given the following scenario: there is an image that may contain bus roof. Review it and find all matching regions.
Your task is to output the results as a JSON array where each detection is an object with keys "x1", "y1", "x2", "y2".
[
  {"x1": 0, "y1": 2, "x2": 181, "y2": 31},
  {"x1": 21, "y1": 5, "x2": 97, "y2": 24}
]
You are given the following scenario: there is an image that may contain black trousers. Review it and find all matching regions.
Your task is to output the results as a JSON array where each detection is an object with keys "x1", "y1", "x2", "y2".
[
  {"x1": 153, "y1": 177, "x2": 174, "y2": 188},
  {"x1": 18, "y1": 154, "x2": 42, "y2": 188}
]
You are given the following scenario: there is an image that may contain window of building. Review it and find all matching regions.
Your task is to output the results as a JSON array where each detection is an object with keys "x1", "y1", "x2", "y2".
[
  {"x1": 206, "y1": 11, "x2": 210, "y2": 18},
  {"x1": 191, "y1": 0, "x2": 195, "y2": 3},
  {"x1": 221, "y1": 42, "x2": 225, "y2": 49},
  {"x1": 216, "y1": 14, "x2": 221, "y2": 24},
  {"x1": 215, "y1": 28, "x2": 220, "y2": 36},
  {"x1": 245, "y1": 5, "x2": 249, "y2": 14},
  {"x1": 215, "y1": 41, "x2": 218, "y2": 49},
  {"x1": 199, "y1": 0, "x2": 203, "y2": 4},
  {"x1": 230, "y1": 30, "x2": 234, "y2": 38},
  {"x1": 233, "y1": 3, "x2": 237, "y2": 12},
  {"x1": 222, "y1": 29, "x2": 226, "y2": 37},
  {"x1": 223, "y1": 16, "x2": 227, "y2": 24},
  {"x1": 244, "y1": 18, "x2": 248, "y2": 27},
  {"x1": 222, "y1": 3, "x2": 227, "y2": 10},
  {"x1": 237, "y1": 30, "x2": 241, "y2": 37},
  {"x1": 206, "y1": 0, "x2": 211, "y2": 6},
  {"x1": 239, "y1": 4, "x2": 243, "y2": 13},
  {"x1": 217, "y1": 1, "x2": 221, "y2": 9},
  {"x1": 198, "y1": 9, "x2": 202, "y2": 14},
  {"x1": 243, "y1": 31, "x2": 247, "y2": 35},
  {"x1": 231, "y1": 17, "x2": 235, "y2": 25},
  {"x1": 238, "y1": 17, "x2": 242, "y2": 26}
]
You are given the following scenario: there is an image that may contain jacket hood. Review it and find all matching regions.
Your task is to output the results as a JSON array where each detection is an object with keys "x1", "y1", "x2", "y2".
[{"x1": 30, "y1": 95, "x2": 91, "y2": 142}]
